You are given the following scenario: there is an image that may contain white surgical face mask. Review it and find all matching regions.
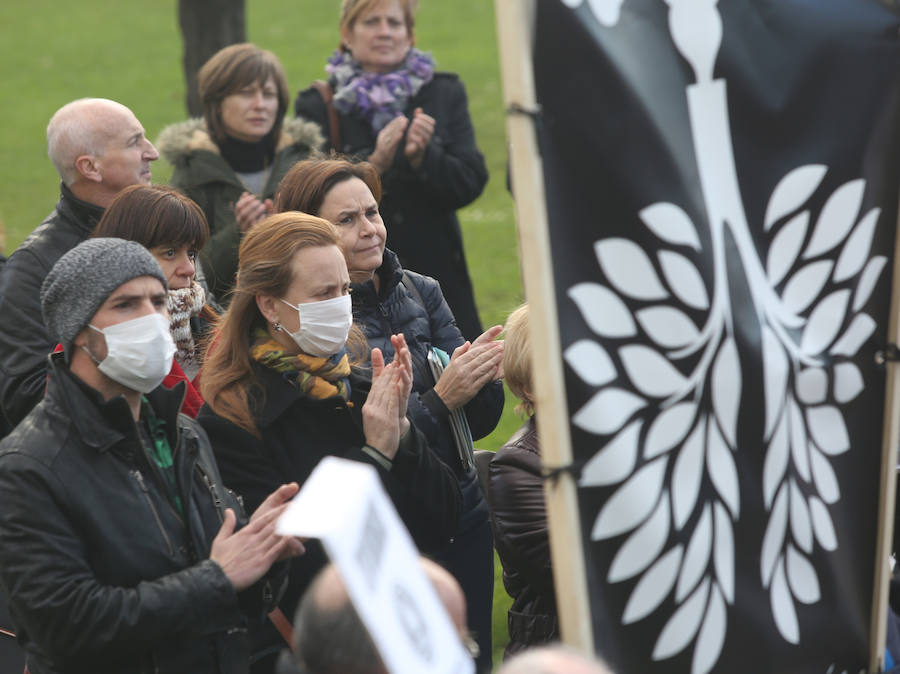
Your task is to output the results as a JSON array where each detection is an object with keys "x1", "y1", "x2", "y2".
[
  {"x1": 87, "y1": 313, "x2": 176, "y2": 393},
  {"x1": 280, "y1": 294, "x2": 353, "y2": 357}
]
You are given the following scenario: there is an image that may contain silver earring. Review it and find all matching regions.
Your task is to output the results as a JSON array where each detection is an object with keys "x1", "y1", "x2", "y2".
[{"x1": 273, "y1": 321, "x2": 284, "y2": 332}]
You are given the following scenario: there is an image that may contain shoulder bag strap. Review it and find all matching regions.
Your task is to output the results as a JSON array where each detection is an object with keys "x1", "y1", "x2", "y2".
[
  {"x1": 269, "y1": 607, "x2": 295, "y2": 650},
  {"x1": 399, "y1": 271, "x2": 425, "y2": 310},
  {"x1": 311, "y1": 80, "x2": 342, "y2": 152}
]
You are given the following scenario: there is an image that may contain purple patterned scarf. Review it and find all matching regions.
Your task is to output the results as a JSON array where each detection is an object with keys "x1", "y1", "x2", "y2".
[{"x1": 327, "y1": 47, "x2": 435, "y2": 134}]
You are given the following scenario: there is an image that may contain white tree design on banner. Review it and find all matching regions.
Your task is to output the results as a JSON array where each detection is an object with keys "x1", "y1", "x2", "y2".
[{"x1": 561, "y1": 1, "x2": 886, "y2": 672}]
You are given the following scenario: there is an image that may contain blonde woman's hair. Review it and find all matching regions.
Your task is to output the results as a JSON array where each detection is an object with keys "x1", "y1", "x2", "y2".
[{"x1": 502, "y1": 304, "x2": 533, "y2": 416}]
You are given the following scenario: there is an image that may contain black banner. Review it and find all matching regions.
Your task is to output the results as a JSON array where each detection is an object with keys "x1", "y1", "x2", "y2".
[{"x1": 534, "y1": 1, "x2": 900, "y2": 672}]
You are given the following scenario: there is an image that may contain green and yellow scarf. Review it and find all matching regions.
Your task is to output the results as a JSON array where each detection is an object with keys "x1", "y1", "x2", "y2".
[{"x1": 250, "y1": 327, "x2": 351, "y2": 400}]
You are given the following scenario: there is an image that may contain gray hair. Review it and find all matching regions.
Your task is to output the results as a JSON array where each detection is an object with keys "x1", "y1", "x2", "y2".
[{"x1": 46, "y1": 98, "x2": 120, "y2": 186}]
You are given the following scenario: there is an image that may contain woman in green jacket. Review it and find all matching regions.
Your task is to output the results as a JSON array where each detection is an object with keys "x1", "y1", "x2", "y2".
[{"x1": 158, "y1": 43, "x2": 323, "y2": 303}]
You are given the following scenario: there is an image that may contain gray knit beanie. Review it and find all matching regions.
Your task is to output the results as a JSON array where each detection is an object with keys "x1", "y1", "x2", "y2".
[{"x1": 41, "y1": 238, "x2": 168, "y2": 360}]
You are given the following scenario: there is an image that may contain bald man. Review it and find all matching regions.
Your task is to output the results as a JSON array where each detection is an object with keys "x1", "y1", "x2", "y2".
[
  {"x1": 0, "y1": 98, "x2": 159, "y2": 435},
  {"x1": 278, "y1": 558, "x2": 472, "y2": 674},
  {"x1": 496, "y1": 644, "x2": 614, "y2": 674}
]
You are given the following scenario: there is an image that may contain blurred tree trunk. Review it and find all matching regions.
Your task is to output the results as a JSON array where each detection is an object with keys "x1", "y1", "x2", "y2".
[{"x1": 179, "y1": 0, "x2": 246, "y2": 117}]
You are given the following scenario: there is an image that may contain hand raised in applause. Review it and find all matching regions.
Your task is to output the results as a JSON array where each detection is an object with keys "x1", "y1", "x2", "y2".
[
  {"x1": 235, "y1": 192, "x2": 273, "y2": 233},
  {"x1": 404, "y1": 108, "x2": 436, "y2": 169},
  {"x1": 368, "y1": 115, "x2": 409, "y2": 174},
  {"x1": 363, "y1": 335, "x2": 414, "y2": 459},
  {"x1": 389, "y1": 333, "x2": 413, "y2": 420},
  {"x1": 433, "y1": 325, "x2": 504, "y2": 411},
  {"x1": 210, "y1": 482, "x2": 305, "y2": 592}
]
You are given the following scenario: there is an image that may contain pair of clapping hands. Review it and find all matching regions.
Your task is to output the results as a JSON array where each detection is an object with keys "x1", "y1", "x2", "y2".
[
  {"x1": 370, "y1": 107, "x2": 435, "y2": 173},
  {"x1": 364, "y1": 327, "x2": 505, "y2": 453},
  {"x1": 363, "y1": 333, "x2": 415, "y2": 460}
]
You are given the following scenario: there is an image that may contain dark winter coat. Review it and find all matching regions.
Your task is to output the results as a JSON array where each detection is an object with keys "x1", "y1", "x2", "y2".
[
  {"x1": 197, "y1": 363, "x2": 462, "y2": 620},
  {"x1": 0, "y1": 353, "x2": 276, "y2": 674},
  {"x1": 157, "y1": 119, "x2": 323, "y2": 302},
  {"x1": 488, "y1": 416, "x2": 560, "y2": 656},
  {"x1": 0, "y1": 184, "x2": 104, "y2": 434},
  {"x1": 294, "y1": 73, "x2": 488, "y2": 340},
  {"x1": 351, "y1": 249, "x2": 502, "y2": 671},
  {"x1": 350, "y1": 249, "x2": 503, "y2": 528}
]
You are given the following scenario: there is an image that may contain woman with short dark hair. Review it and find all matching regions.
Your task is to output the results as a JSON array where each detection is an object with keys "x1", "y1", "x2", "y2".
[
  {"x1": 158, "y1": 43, "x2": 323, "y2": 303},
  {"x1": 93, "y1": 184, "x2": 217, "y2": 415}
]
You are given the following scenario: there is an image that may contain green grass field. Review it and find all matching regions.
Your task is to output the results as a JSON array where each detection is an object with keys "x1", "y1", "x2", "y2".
[{"x1": 0, "y1": 1, "x2": 521, "y2": 667}]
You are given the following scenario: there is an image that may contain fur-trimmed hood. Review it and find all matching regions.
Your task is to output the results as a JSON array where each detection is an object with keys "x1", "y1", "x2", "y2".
[{"x1": 156, "y1": 117, "x2": 324, "y2": 165}]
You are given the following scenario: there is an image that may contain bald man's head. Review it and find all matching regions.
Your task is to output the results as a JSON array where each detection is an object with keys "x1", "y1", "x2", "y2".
[
  {"x1": 497, "y1": 644, "x2": 614, "y2": 674},
  {"x1": 292, "y1": 558, "x2": 474, "y2": 674},
  {"x1": 46, "y1": 98, "x2": 158, "y2": 205}
]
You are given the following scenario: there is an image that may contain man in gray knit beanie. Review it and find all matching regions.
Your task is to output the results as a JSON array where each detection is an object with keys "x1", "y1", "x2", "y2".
[
  {"x1": 0, "y1": 237, "x2": 306, "y2": 672},
  {"x1": 40, "y1": 237, "x2": 168, "y2": 363}
]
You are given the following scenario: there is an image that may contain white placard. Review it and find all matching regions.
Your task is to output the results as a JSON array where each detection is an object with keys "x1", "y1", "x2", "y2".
[{"x1": 277, "y1": 456, "x2": 475, "y2": 674}]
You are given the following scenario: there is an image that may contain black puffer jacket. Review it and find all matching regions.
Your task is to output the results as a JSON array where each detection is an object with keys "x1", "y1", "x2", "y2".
[
  {"x1": 488, "y1": 417, "x2": 559, "y2": 656},
  {"x1": 0, "y1": 354, "x2": 275, "y2": 674},
  {"x1": 0, "y1": 184, "x2": 104, "y2": 433},
  {"x1": 198, "y1": 363, "x2": 462, "y2": 619},
  {"x1": 295, "y1": 73, "x2": 488, "y2": 340},
  {"x1": 350, "y1": 249, "x2": 503, "y2": 528}
]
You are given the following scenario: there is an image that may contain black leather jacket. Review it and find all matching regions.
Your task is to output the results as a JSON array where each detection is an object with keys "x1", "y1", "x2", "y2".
[
  {"x1": 488, "y1": 417, "x2": 560, "y2": 656},
  {"x1": 0, "y1": 354, "x2": 276, "y2": 673},
  {"x1": 0, "y1": 184, "x2": 104, "y2": 434}
]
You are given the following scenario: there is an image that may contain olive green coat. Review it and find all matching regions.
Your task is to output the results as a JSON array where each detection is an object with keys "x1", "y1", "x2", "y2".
[{"x1": 157, "y1": 118, "x2": 323, "y2": 302}]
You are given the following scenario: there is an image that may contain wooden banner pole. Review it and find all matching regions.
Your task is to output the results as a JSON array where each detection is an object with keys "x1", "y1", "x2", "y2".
[
  {"x1": 494, "y1": 0, "x2": 595, "y2": 655},
  {"x1": 868, "y1": 200, "x2": 900, "y2": 673}
]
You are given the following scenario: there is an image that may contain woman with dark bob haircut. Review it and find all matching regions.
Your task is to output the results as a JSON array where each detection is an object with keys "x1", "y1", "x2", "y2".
[
  {"x1": 157, "y1": 43, "x2": 323, "y2": 303},
  {"x1": 275, "y1": 157, "x2": 503, "y2": 671},
  {"x1": 197, "y1": 211, "x2": 461, "y2": 672},
  {"x1": 93, "y1": 184, "x2": 217, "y2": 415}
]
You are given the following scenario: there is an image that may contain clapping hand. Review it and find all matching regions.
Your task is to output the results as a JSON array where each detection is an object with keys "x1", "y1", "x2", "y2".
[
  {"x1": 363, "y1": 334, "x2": 414, "y2": 459},
  {"x1": 210, "y1": 482, "x2": 305, "y2": 591},
  {"x1": 404, "y1": 107, "x2": 436, "y2": 169},
  {"x1": 433, "y1": 325, "x2": 504, "y2": 411},
  {"x1": 235, "y1": 192, "x2": 273, "y2": 233},
  {"x1": 369, "y1": 116, "x2": 409, "y2": 174}
]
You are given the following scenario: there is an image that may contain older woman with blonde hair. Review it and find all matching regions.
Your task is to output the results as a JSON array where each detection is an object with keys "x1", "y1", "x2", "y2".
[
  {"x1": 488, "y1": 304, "x2": 561, "y2": 658},
  {"x1": 197, "y1": 211, "x2": 460, "y2": 672},
  {"x1": 158, "y1": 43, "x2": 322, "y2": 303},
  {"x1": 294, "y1": 0, "x2": 488, "y2": 341}
]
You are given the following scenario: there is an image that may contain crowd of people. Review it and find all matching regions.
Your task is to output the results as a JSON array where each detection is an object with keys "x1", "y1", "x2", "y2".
[{"x1": 0, "y1": 0, "x2": 604, "y2": 673}]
